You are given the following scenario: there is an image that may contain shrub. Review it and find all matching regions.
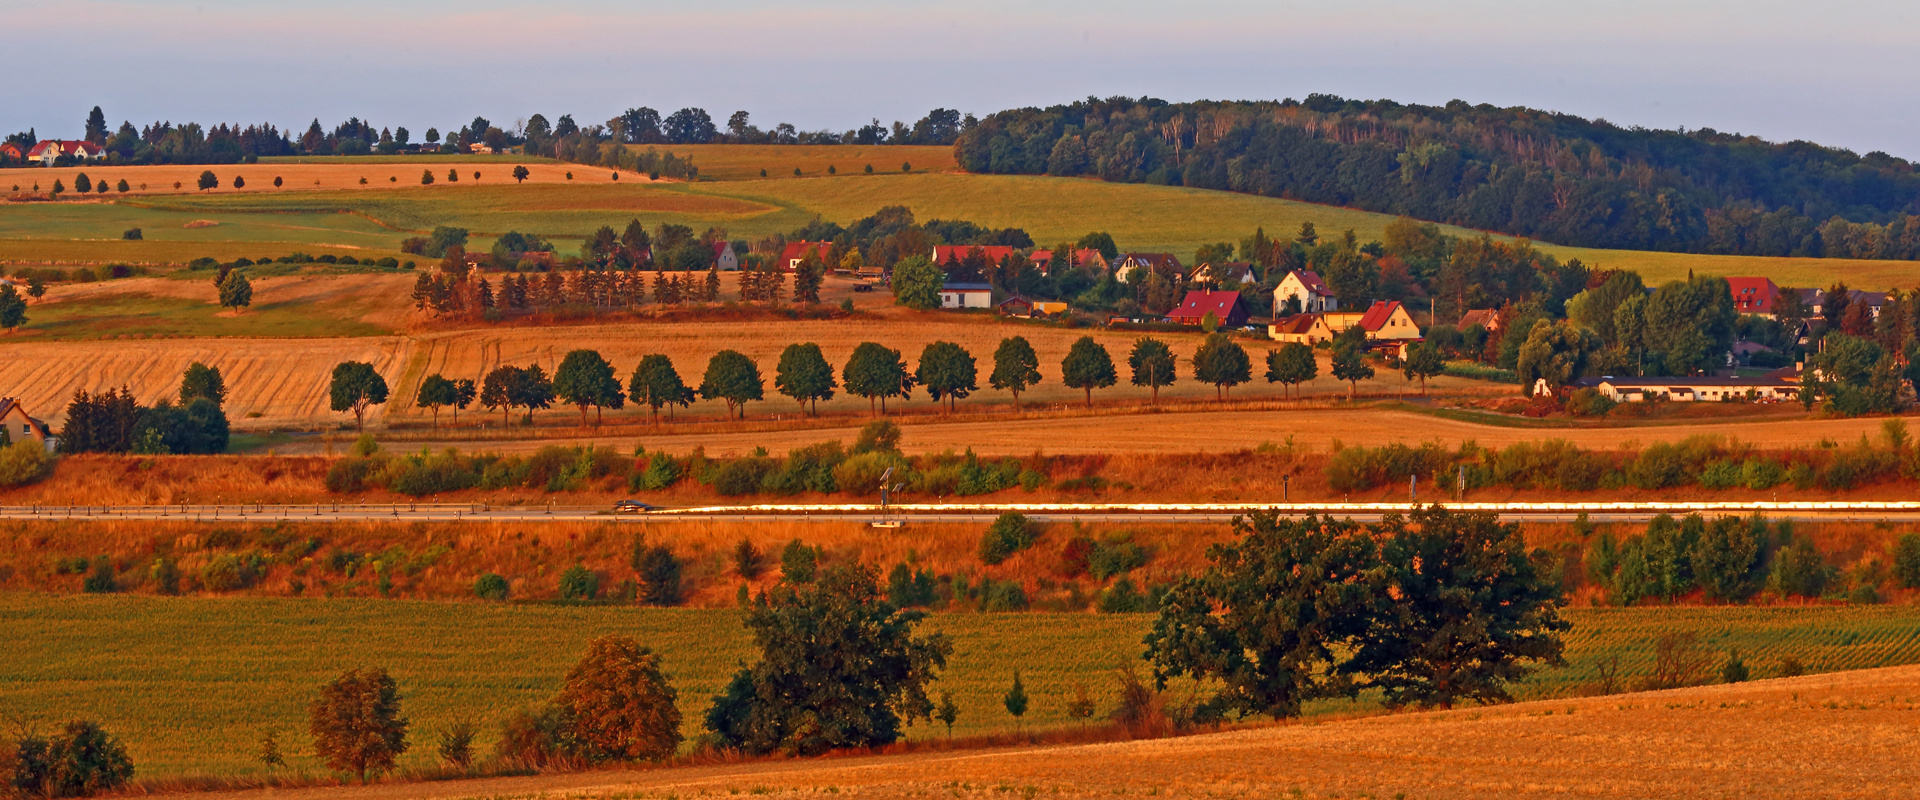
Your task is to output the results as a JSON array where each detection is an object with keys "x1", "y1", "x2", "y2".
[
  {"x1": 1698, "y1": 459, "x2": 1742, "y2": 490},
  {"x1": 851, "y1": 419, "x2": 902, "y2": 454},
  {"x1": 149, "y1": 557, "x2": 179, "y2": 595},
  {"x1": 1720, "y1": 650, "x2": 1749, "y2": 684},
  {"x1": 201, "y1": 552, "x2": 264, "y2": 591},
  {"x1": 1059, "y1": 536, "x2": 1097, "y2": 577},
  {"x1": 437, "y1": 721, "x2": 475, "y2": 770},
  {"x1": 732, "y1": 538, "x2": 765, "y2": 578},
  {"x1": 760, "y1": 442, "x2": 844, "y2": 494},
  {"x1": 494, "y1": 705, "x2": 578, "y2": 770},
  {"x1": 1564, "y1": 387, "x2": 1615, "y2": 417},
  {"x1": 710, "y1": 457, "x2": 774, "y2": 496},
  {"x1": 1097, "y1": 578, "x2": 1152, "y2": 613},
  {"x1": 558, "y1": 563, "x2": 600, "y2": 601},
  {"x1": 1742, "y1": 458, "x2": 1786, "y2": 490},
  {"x1": 1767, "y1": 537, "x2": 1832, "y2": 598},
  {"x1": 1089, "y1": 539, "x2": 1150, "y2": 579},
  {"x1": 634, "y1": 546, "x2": 683, "y2": 606},
  {"x1": 551, "y1": 636, "x2": 683, "y2": 762},
  {"x1": 81, "y1": 557, "x2": 116, "y2": 593},
  {"x1": 979, "y1": 512, "x2": 1039, "y2": 564},
  {"x1": 1626, "y1": 443, "x2": 1687, "y2": 489},
  {"x1": 779, "y1": 539, "x2": 818, "y2": 583},
  {"x1": 0, "y1": 441, "x2": 53, "y2": 487},
  {"x1": 1324, "y1": 442, "x2": 1453, "y2": 491},
  {"x1": 325, "y1": 458, "x2": 381, "y2": 493},
  {"x1": 831, "y1": 451, "x2": 910, "y2": 496},
  {"x1": 5, "y1": 720, "x2": 134, "y2": 798},
  {"x1": 886, "y1": 563, "x2": 939, "y2": 608},
  {"x1": 629, "y1": 452, "x2": 681, "y2": 490},
  {"x1": 977, "y1": 578, "x2": 1028, "y2": 611},
  {"x1": 474, "y1": 573, "x2": 510, "y2": 601},
  {"x1": 1819, "y1": 446, "x2": 1897, "y2": 490}
]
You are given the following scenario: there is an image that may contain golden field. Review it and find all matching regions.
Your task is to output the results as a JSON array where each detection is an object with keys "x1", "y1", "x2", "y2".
[{"x1": 0, "y1": 161, "x2": 653, "y2": 199}]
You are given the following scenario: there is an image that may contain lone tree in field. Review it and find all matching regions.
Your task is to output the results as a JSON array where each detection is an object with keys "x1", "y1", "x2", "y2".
[
  {"x1": 416, "y1": 374, "x2": 458, "y2": 428},
  {"x1": 309, "y1": 667, "x2": 409, "y2": 782},
  {"x1": 890, "y1": 255, "x2": 942, "y2": 310},
  {"x1": 420, "y1": 169, "x2": 434, "y2": 185},
  {"x1": 329, "y1": 361, "x2": 389, "y2": 431},
  {"x1": 1192, "y1": 332, "x2": 1252, "y2": 400},
  {"x1": 218, "y1": 269, "x2": 253, "y2": 312},
  {"x1": 1003, "y1": 670, "x2": 1029, "y2": 732},
  {"x1": 1329, "y1": 330, "x2": 1374, "y2": 401},
  {"x1": 512, "y1": 165, "x2": 530, "y2": 183},
  {"x1": 916, "y1": 341, "x2": 977, "y2": 413},
  {"x1": 179, "y1": 362, "x2": 226, "y2": 407},
  {"x1": 1128, "y1": 337, "x2": 1177, "y2": 405},
  {"x1": 699, "y1": 350, "x2": 764, "y2": 419},
  {"x1": 0, "y1": 283, "x2": 29, "y2": 332},
  {"x1": 1401, "y1": 342, "x2": 1446, "y2": 395},
  {"x1": 197, "y1": 170, "x2": 219, "y2": 192},
  {"x1": 704, "y1": 563, "x2": 952, "y2": 756},
  {"x1": 990, "y1": 335, "x2": 1042, "y2": 408},
  {"x1": 233, "y1": 175, "x2": 246, "y2": 189},
  {"x1": 1266, "y1": 342, "x2": 1317, "y2": 398},
  {"x1": 554, "y1": 349, "x2": 625, "y2": 425},
  {"x1": 843, "y1": 341, "x2": 914, "y2": 414},
  {"x1": 553, "y1": 635, "x2": 683, "y2": 762},
  {"x1": 774, "y1": 342, "x2": 837, "y2": 415},
  {"x1": 629, "y1": 354, "x2": 695, "y2": 424},
  {"x1": 1061, "y1": 336, "x2": 1117, "y2": 407}
]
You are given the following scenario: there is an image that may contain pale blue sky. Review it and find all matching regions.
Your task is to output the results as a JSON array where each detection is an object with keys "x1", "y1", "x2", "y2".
[{"x1": 12, "y1": 0, "x2": 1920, "y2": 157}]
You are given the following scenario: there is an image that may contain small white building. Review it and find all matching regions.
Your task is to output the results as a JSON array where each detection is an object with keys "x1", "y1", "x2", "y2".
[
  {"x1": 1566, "y1": 376, "x2": 1799, "y2": 403},
  {"x1": 939, "y1": 282, "x2": 992, "y2": 309}
]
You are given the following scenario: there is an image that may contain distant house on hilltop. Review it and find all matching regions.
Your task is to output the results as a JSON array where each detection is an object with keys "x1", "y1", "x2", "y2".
[{"x1": 1189, "y1": 261, "x2": 1257, "y2": 285}]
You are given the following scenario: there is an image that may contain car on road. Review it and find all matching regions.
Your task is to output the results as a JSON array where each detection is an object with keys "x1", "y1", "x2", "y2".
[{"x1": 613, "y1": 500, "x2": 657, "y2": 513}]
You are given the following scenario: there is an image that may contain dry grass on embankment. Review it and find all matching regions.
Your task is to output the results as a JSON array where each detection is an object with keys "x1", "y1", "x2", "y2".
[{"x1": 135, "y1": 664, "x2": 1920, "y2": 800}]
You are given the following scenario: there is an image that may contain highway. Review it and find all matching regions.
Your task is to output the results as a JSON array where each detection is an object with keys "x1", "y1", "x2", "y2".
[{"x1": 8, "y1": 501, "x2": 1920, "y2": 525}]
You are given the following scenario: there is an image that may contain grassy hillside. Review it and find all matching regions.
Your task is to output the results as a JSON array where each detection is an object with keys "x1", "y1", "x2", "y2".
[{"x1": 4, "y1": 595, "x2": 1913, "y2": 779}]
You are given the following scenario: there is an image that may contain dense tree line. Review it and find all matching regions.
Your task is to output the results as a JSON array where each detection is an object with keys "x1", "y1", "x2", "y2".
[{"x1": 957, "y1": 95, "x2": 1920, "y2": 260}]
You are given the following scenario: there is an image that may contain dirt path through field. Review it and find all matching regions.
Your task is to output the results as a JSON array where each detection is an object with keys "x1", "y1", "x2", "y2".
[
  {"x1": 292, "y1": 407, "x2": 1901, "y2": 457},
  {"x1": 157, "y1": 664, "x2": 1920, "y2": 800}
]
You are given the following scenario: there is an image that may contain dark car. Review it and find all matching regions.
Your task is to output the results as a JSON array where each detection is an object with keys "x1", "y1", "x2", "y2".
[
  {"x1": 852, "y1": 284, "x2": 874, "y2": 293},
  {"x1": 613, "y1": 500, "x2": 657, "y2": 513}
]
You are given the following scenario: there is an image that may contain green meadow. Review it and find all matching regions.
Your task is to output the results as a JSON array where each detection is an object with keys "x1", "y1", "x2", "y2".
[{"x1": 4, "y1": 594, "x2": 1915, "y2": 779}]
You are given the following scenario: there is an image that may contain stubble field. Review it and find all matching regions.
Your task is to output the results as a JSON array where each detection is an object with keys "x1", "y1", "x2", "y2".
[{"x1": 6, "y1": 594, "x2": 1915, "y2": 783}]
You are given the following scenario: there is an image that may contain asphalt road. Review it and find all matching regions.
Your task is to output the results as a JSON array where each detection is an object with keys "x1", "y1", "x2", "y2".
[{"x1": 7, "y1": 502, "x2": 1920, "y2": 525}]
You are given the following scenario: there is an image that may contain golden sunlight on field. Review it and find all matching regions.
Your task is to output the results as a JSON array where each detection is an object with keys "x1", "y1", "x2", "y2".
[{"x1": 0, "y1": 161, "x2": 652, "y2": 199}]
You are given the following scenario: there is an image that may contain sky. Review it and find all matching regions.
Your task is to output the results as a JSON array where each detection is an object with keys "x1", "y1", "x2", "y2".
[{"x1": 11, "y1": 0, "x2": 1920, "y2": 158}]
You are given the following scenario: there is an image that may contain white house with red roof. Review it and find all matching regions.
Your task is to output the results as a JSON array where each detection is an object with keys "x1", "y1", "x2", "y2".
[
  {"x1": 1725, "y1": 277, "x2": 1779, "y2": 317},
  {"x1": 711, "y1": 241, "x2": 739, "y2": 271},
  {"x1": 26, "y1": 140, "x2": 104, "y2": 166},
  {"x1": 777, "y1": 241, "x2": 833, "y2": 272},
  {"x1": 1112, "y1": 253, "x2": 1182, "y2": 283},
  {"x1": 1165, "y1": 290, "x2": 1250, "y2": 328},
  {"x1": 1357, "y1": 300, "x2": 1420, "y2": 342},
  {"x1": 1275, "y1": 270, "x2": 1337, "y2": 313}
]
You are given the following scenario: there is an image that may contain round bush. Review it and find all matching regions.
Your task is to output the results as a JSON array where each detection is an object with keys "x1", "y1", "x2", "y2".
[{"x1": 474, "y1": 573, "x2": 510, "y2": 601}]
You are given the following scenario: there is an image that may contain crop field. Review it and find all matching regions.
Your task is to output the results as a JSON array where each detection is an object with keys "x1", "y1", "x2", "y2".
[
  {"x1": 13, "y1": 272, "x2": 411, "y2": 340},
  {"x1": 0, "y1": 160, "x2": 645, "y2": 199},
  {"x1": 3, "y1": 596, "x2": 1915, "y2": 781},
  {"x1": 653, "y1": 143, "x2": 958, "y2": 181},
  {"x1": 6, "y1": 163, "x2": 1917, "y2": 286},
  {"x1": 289, "y1": 663, "x2": 1916, "y2": 800}
]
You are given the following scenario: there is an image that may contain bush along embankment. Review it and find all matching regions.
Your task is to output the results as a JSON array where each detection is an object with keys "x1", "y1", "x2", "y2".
[{"x1": 1324, "y1": 424, "x2": 1920, "y2": 495}]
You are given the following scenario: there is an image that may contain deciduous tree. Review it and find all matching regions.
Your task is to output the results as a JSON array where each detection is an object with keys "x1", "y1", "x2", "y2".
[
  {"x1": 329, "y1": 361, "x2": 389, "y2": 431},
  {"x1": 843, "y1": 341, "x2": 913, "y2": 414},
  {"x1": 699, "y1": 350, "x2": 764, "y2": 419},
  {"x1": 1128, "y1": 337, "x2": 1177, "y2": 405},
  {"x1": 1191, "y1": 332, "x2": 1251, "y2": 399},
  {"x1": 774, "y1": 343, "x2": 836, "y2": 415},
  {"x1": 916, "y1": 341, "x2": 977, "y2": 412},
  {"x1": 1061, "y1": 336, "x2": 1116, "y2": 407},
  {"x1": 1266, "y1": 342, "x2": 1318, "y2": 397},
  {"x1": 553, "y1": 636, "x2": 682, "y2": 762},
  {"x1": 990, "y1": 336, "x2": 1042, "y2": 407},
  {"x1": 629, "y1": 354, "x2": 695, "y2": 424},
  {"x1": 554, "y1": 349, "x2": 625, "y2": 425},
  {"x1": 890, "y1": 255, "x2": 942, "y2": 310},
  {"x1": 308, "y1": 667, "x2": 408, "y2": 782}
]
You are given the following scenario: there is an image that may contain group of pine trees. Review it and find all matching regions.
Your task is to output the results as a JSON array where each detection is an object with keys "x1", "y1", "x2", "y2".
[{"x1": 60, "y1": 363, "x2": 230, "y2": 454}]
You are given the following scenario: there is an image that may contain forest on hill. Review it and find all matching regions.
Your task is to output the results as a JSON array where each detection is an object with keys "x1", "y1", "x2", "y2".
[{"x1": 955, "y1": 95, "x2": 1920, "y2": 261}]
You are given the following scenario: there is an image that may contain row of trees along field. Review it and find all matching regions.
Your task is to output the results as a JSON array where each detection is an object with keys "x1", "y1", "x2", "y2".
[
  {"x1": 58, "y1": 364, "x2": 231, "y2": 455},
  {"x1": 958, "y1": 95, "x2": 1920, "y2": 260},
  {"x1": 1, "y1": 105, "x2": 967, "y2": 167},
  {"x1": 362, "y1": 330, "x2": 1412, "y2": 432}
]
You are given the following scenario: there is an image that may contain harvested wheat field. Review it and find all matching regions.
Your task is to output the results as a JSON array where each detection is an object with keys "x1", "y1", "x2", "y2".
[
  {"x1": 0, "y1": 161, "x2": 654, "y2": 199},
  {"x1": 153, "y1": 665, "x2": 1920, "y2": 800}
]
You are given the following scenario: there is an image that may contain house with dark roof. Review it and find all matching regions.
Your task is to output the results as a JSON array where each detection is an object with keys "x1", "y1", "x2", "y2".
[
  {"x1": 939, "y1": 282, "x2": 993, "y2": 309},
  {"x1": 0, "y1": 398, "x2": 56, "y2": 452},
  {"x1": 1165, "y1": 290, "x2": 1250, "y2": 328},
  {"x1": 1275, "y1": 270, "x2": 1337, "y2": 313},
  {"x1": 1725, "y1": 277, "x2": 1780, "y2": 317},
  {"x1": 1456, "y1": 308, "x2": 1500, "y2": 331},
  {"x1": 1029, "y1": 249, "x2": 1108, "y2": 275},
  {"x1": 1189, "y1": 262, "x2": 1257, "y2": 286},
  {"x1": 1112, "y1": 253, "x2": 1182, "y2": 283},
  {"x1": 1803, "y1": 287, "x2": 1889, "y2": 319}
]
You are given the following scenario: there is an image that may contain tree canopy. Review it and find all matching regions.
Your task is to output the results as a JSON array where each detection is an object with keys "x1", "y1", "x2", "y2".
[
  {"x1": 989, "y1": 336, "x2": 1042, "y2": 406},
  {"x1": 328, "y1": 361, "x2": 389, "y2": 431},
  {"x1": 916, "y1": 341, "x2": 978, "y2": 412},
  {"x1": 1061, "y1": 336, "x2": 1117, "y2": 407},
  {"x1": 699, "y1": 350, "x2": 764, "y2": 419},
  {"x1": 1128, "y1": 338, "x2": 1177, "y2": 405},
  {"x1": 843, "y1": 342, "x2": 914, "y2": 414},
  {"x1": 629, "y1": 354, "x2": 695, "y2": 423},
  {"x1": 775, "y1": 343, "x2": 838, "y2": 414},
  {"x1": 554, "y1": 349, "x2": 625, "y2": 425}
]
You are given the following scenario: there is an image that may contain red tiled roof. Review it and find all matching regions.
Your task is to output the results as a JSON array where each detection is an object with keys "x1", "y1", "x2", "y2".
[
  {"x1": 25, "y1": 140, "x2": 102, "y2": 158},
  {"x1": 778, "y1": 241, "x2": 832, "y2": 268},
  {"x1": 1166, "y1": 290, "x2": 1245, "y2": 322},
  {"x1": 1457, "y1": 309, "x2": 1498, "y2": 329},
  {"x1": 933, "y1": 245, "x2": 1017, "y2": 265},
  {"x1": 1270, "y1": 315, "x2": 1319, "y2": 335},
  {"x1": 1725, "y1": 276, "x2": 1779, "y2": 314},
  {"x1": 1288, "y1": 270, "x2": 1332, "y2": 295},
  {"x1": 1358, "y1": 300, "x2": 1402, "y2": 332}
]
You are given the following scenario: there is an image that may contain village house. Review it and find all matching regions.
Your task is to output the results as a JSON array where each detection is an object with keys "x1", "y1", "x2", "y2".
[
  {"x1": 1165, "y1": 290, "x2": 1251, "y2": 328},
  {"x1": 777, "y1": 241, "x2": 834, "y2": 272},
  {"x1": 1274, "y1": 270, "x2": 1337, "y2": 313},
  {"x1": 1112, "y1": 253, "x2": 1182, "y2": 283},
  {"x1": 939, "y1": 282, "x2": 993, "y2": 309},
  {"x1": 0, "y1": 142, "x2": 24, "y2": 162},
  {"x1": 1188, "y1": 261, "x2": 1257, "y2": 285},
  {"x1": 1029, "y1": 249, "x2": 1108, "y2": 275},
  {"x1": 0, "y1": 398, "x2": 56, "y2": 453},
  {"x1": 1355, "y1": 300, "x2": 1423, "y2": 357},
  {"x1": 27, "y1": 140, "x2": 104, "y2": 166},
  {"x1": 1269, "y1": 312, "x2": 1361, "y2": 345},
  {"x1": 1725, "y1": 277, "x2": 1779, "y2": 317},
  {"x1": 711, "y1": 241, "x2": 740, "y2": 271},
  {"x1": 1456, "y1": 308, "x2": 1501, "y2": 332},
  {"x1": 1803, "y1": 287, "x2": 1888, "y2": 319},
  {"x1": 931, "y1": 245, "x2": 1018, "y2": 268},
  {"x1": 1560, "y1": 375, "x2": 1799, "y2": 403}
]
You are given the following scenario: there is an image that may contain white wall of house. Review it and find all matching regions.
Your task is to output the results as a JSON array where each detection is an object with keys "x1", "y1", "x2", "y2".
[{"x1": 940, "y1": 290, "x2": 991, "y2": 309}]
